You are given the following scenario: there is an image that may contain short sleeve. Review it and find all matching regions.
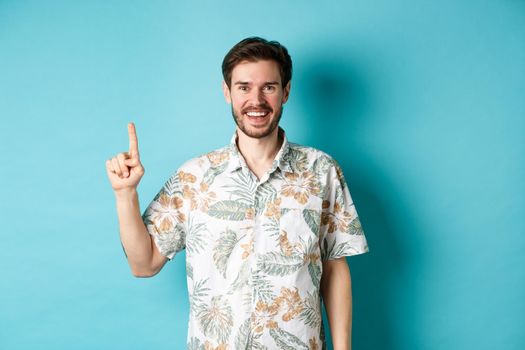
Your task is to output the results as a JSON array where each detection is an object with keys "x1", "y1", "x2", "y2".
[
  {"x1": 319, "y1": 161, "x2": 369, "y2": 261},
  {"x1": 141, "y1": 171, "x2": 187, "y2": 261}
]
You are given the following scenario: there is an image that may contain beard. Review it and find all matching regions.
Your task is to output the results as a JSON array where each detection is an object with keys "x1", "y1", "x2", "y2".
[{"x1": 230, "y1": 103, "x2": 283, "y2": 139}]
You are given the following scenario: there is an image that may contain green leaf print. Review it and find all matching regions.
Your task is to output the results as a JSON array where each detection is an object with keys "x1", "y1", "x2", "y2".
[
  {"x1": 190, "y1": 278, "x2": 211, "y2": 314},
  {"x1": 186, "y1": 260, "x2": 193, "y2": 280},
  {"x1": 269, "y1": 327, "x2": 309, "y2": 350},
  {"x1": 308, "y1": 262, "x2": 321, "y2": 288},
  {"x1": 187, "y1": 337, "x2": 204, "y2": 350},
  {"x1": 213, "y1": 228, "x2": 242, "y2": 278},
  {"x1": 299, "y1": 291, "x2": 322, "y2": 329},
  {"x1": 258, "y1": 252, "x2": 304, "y2": 276},
  {"x1": 312, "y1": 154, "x2": 332, "y2": 177},
  {"x1": 254, "y1": 182, "x2": 277, "y2": 216},
  {"x1": 203, "y1": 161, "x2": 228, "y2": 186},
  {"x1": 335, "y1": 185, "x2": 345, "y2": 208},
  {"x1": 229, "y1": 258, "x2": 251, "y2": 292},
  {"x1": 196, "y1": 295, "x2": 233, "y2": 343},
  {"x1": 235, "y1": 318, "x2": 268, "y2": 350},
  {"x1": 208, "y1": 200, "x2": 251, "y2": 221},
  {"x1": 186, "y1": 215, "x2": 209, "y2": 255},
  {"x1": 284, "y1": 147, "x2": 309, "y2": 172},
  {"x1": 224, "y1": 170, "x2": 256, "y2": 204},
  {"x1": 251, "y1": 269, "x2": 275, "y2": 304},
  {"x1": 302, "y1": 209, "x2": 321, "y2": 236},
  {"x1": 347, "y1": 216, "x2": 364, "y2": 235},
  {"x1": 163, "y1": 173, "x2": 183, "y2": 196},
  {"x1": 280, "y1": 207, "x2": 292, "y2": 217},
  {"x1": 296, "y1": 234, "x2": 322, "y2": 287},
  {"x1": 326, "y1": 240, "x2": 355, "y2": 260},
  {"x1": 262, "y1": 220, "x2": 280, "y2": 239},
  {"x1": 235, "y1": 318, "x2": 251, "y2": 349}
]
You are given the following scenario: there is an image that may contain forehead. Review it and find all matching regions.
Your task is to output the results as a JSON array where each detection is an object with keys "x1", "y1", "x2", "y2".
[{"x1": 231, "y1": 59, "x2": 282, "y2": 84}]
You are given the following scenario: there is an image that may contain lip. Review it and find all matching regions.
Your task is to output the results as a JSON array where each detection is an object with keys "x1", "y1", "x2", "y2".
[
  {"x1": 244, "y1": 111, "x2": 270, "y2": 125},
  {"x1": 243, "y1": 109, "x2": 271, "y2": 114}
]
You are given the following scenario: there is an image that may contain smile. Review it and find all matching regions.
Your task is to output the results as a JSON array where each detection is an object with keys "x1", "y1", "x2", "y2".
[{"x1": 245, "y1": 111, "x2": 269, "y2": 117}]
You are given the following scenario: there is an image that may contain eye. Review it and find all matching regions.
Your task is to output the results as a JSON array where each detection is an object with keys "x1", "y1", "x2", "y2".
[
  {"x1": 263, "y1": 85, "x2": 276, "y2": 92},
  {"x1": 238, "y1": 85, "x2": 249, "y2": 92}
]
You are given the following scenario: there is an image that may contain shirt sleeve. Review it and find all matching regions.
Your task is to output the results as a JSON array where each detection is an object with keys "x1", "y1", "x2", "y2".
[
  {"x1": 141, "y1": 171, "x2": 187, "y2": 261},
  {"x1": 319, "y1": 161, "x2": 369, "y2": 261}
]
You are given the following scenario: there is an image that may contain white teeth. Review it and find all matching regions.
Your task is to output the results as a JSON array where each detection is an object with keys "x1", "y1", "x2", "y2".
[{"x1": 246, "y1": 111, "x2": 267, "y2": 117}]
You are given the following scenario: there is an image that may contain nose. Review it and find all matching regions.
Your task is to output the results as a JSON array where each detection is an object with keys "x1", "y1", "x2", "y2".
[{"x1": 251, "y1": 88, "x2": 265, "y2": 105}]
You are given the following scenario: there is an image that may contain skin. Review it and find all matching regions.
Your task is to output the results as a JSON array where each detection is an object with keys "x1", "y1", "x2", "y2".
[
  {"x1": 321, "y1": 256, "x2": 353, "y2": 350},
  {"x1": 222, "y1": 59, "x2": 290, "y2": 179},
  {"x1": 106, "y1": 59, "x2": 354, "y2": 349}
]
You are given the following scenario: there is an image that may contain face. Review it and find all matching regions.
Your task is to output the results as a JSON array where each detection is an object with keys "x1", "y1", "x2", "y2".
[{"x1": 223, "y1": 60, "x2": 291, "y2": 139}]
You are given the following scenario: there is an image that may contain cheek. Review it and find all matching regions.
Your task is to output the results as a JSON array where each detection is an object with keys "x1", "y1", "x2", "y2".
[
  {"x1": 269, "y1": 95, "x2": 285, "y2": 107},
  {"x1": 232, "y1": 98, "x2": 246, "y2": 111}
]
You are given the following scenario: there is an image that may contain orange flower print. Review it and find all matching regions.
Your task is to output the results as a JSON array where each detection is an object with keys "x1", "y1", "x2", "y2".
[
  {"x1": 304, "y1": 251, "x2": 320, "y2": 265},
  {"x1": 204, "y1": 341, "x2": 229, "y2": 350},
  {"x1": 178, "y1": 170, "x2": 196, "y2": 183},
  {"x1": 279, "y1": 230, "x2": 298, "y2": 257},
  {"x1": 240, "y1": 239, "x2": 253, "y2": 260},
  {"x1": 207, "y1": 149, "x2": 230, "y2": 167},
  {"x1": 274, "y1": 287, "x2": 304, "y2": 322},
  {"x1": 149, "y1": 192, "x2": 185, "y2": 233},
  {"x1": 309, "y1": 337, "x2": 319, "y2": 350},
  {"x1": 251, "y1": 300, "x2": 279, "y2": 333},
  {"x1": 264, "y1": 197, "x2": 282, "y2": 220},
  {"x1": 245, "y1": 207, "x2": 255, "y2": 220},
  {"x1": 183, "y1": 182, "x2": 217, "y2": 212},
  {"x1": 281, "y1": 171, "x2": 320, "y2": 205},
  {"x1": 321, "y1": 201, "x2": 356, "y2": 233}
]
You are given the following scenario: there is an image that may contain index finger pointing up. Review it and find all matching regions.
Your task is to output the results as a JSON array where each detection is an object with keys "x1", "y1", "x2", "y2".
[{"x1": 128, "y1": 122, "x2": 140, "y2": 159}]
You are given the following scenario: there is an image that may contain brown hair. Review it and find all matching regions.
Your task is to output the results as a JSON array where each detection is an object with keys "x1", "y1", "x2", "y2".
[{"x1": 222, "y1": 36, "x2": 292, "y2": 88}]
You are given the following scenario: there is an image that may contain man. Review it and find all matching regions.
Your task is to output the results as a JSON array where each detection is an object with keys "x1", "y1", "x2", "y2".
[{"x1": 106, "y1": 37, "x2": 369, "y2": 350}]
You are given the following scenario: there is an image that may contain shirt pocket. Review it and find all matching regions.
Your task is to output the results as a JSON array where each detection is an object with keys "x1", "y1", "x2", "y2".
[
  {"x1": 279, "y1": 202, "x2": 322, "y2": 257},
  {"x1": 278, "y1": 203, "x2": 324, "y2": 289}
]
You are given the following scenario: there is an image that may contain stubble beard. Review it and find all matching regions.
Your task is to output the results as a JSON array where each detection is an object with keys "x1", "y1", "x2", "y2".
[{"x1": 231, "y1": 105, "x2": 283, "y2": 139}]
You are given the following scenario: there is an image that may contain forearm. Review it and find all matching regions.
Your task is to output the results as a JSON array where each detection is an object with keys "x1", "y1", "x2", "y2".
[
  {"x1": 321, "y1": 258, "x2": 352, "y2": 350},
  {"x1": 114, "y1": 188, "x2": 153, "y2": 276}
]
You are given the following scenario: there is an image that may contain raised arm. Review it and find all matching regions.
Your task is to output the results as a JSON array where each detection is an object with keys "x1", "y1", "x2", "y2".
[{"x1": 105, "y1": 122, "x2": 168, "y2": 277}]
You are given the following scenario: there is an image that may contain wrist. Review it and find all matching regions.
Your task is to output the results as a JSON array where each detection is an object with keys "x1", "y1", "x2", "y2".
[{"x1": 114, "y1": 187, "x2": 138, "y2": 200}]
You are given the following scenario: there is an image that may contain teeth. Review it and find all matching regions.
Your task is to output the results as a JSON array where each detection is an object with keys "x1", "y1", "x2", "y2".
[{"x1": 246, "y1": 111, "x2": 267, "y2": 117}]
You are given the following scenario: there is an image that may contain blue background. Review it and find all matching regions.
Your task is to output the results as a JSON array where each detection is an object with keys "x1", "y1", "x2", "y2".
[{"x1": 1, "y1": 0, "x2": 524, "y2": 349}]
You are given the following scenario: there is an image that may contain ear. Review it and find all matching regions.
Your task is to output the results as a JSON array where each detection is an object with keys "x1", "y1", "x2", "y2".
[
  {"x1": 281, "y1": 81, "x2": 291, "y2": 104},
  {"x1": 222, "y1": 80, "x2": 232, "y2": 104}
]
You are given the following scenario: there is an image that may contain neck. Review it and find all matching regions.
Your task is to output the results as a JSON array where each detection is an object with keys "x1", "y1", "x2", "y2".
[{"x1": 236, "y1": 127, "x2": 283, "y2": 167}]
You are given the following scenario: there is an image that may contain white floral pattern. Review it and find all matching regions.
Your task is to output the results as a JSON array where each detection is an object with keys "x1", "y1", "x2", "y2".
[{"x1": 141, "y1": 128, "x2": 369, "y2": 349}]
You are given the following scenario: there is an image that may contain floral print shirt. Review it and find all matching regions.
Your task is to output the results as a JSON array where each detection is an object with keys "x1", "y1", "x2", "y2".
[{"x1": 141, "y1": 127, "x2": 369, "y2": 350}]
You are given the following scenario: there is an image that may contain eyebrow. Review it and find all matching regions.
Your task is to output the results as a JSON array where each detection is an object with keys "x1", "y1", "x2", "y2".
[{"x1": 233, "y1": 81, "x2": 280, "y2": 86}]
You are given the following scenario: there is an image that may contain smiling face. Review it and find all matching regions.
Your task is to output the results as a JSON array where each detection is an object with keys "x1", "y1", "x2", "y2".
[{"x1": 223, "y1": 59, "x2": 291, "y2": 139}]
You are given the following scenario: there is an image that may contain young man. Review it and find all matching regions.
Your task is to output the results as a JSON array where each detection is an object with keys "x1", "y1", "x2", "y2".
[{"x1": 106, "y1": 37, "x2": 369, "y2": 350}]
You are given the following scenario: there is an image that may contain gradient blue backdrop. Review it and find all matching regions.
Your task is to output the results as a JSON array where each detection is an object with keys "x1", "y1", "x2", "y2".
[{"x1": 1, "y1": 1, "x2": 524, "y2": 349}]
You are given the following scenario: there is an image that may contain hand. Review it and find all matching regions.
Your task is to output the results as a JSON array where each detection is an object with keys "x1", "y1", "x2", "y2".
[{"x1": 105, "y1": 122, "x2": 145, "y2": 192}]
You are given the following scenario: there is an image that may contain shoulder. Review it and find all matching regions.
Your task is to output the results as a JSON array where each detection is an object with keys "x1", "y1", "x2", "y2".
[
  {"x1": 286, "y1": 142, "x2": 341, "y2": 175},
  {"x1": 174, "y1": 144, "x2": 231, "y2": 178}
]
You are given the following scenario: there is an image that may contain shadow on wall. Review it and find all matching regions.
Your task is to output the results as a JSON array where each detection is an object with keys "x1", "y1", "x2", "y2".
[{"x1": 297, "y1": 53, "x2": 420, "y2": 350}]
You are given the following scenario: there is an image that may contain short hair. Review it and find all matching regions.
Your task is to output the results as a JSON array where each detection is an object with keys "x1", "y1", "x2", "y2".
[{"x1": 222, "y1": 36, "x2": 292, "y2": 88}]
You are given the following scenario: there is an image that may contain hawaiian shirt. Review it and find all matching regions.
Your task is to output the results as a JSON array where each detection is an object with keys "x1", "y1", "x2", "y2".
[{"x1": 141, "y1": 127, "x2": 369, "y2": 350}]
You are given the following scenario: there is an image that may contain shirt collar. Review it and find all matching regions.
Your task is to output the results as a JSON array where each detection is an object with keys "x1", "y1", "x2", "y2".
[{"x1": 227, "y1": 127, "x2": 292, "y2": 174}]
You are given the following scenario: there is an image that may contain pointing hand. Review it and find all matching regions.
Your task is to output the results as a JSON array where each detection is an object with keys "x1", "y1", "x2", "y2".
[{"x1": 105, "y1": 122, "x2": 145, "y2": 192}]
